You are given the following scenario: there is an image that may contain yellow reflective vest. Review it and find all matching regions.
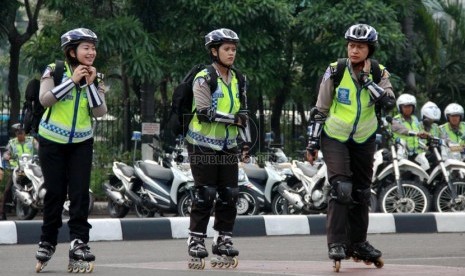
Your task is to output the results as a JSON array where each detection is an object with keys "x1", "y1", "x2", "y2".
[
  {"x1": 38, "y1": 62, "x2": 93, "y2": 144},
  {"x1": 186, "y1": 69, "x2": 241, "y2": 151},
  {"x1": 324, "y1": 62, "x2": 378, "y2": 143}
]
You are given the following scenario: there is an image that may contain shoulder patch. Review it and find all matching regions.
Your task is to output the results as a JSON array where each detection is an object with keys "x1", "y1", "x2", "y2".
[{"x1": 322, "y1": 66, "x2": 332, "y2": 82}]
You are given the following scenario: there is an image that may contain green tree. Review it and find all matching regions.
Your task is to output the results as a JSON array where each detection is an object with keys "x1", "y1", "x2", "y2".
[{"x1": 0, "y1": 0, "x2": 44, "y2": 126}]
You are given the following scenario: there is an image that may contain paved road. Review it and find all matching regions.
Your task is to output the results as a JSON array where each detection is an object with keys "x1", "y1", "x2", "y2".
[{"x1": 1, "y1": 233, "x2": 464, "y2": 275}]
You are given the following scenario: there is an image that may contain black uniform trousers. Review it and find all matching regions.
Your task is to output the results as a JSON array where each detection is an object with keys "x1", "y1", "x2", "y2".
[
  {"x1": 38, "y1": 136, "x2": 93, "y2": 246},
  {"x1": 187, "y1": 143, "x2": 238, "y2": 234},
  {"x1": 321, "y1": 132, "x2": 376, "y2": 245}
]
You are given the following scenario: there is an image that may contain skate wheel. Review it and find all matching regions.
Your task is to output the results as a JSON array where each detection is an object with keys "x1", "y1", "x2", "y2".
[
  {"x1": 374, "y1": 258, "x2": 384, "y2": 268},
  {"x1": 67, "y1": 264, "x2": 73, "y2": 273},
  {"x1": 35, "y1": 262, "x2": 45, "y2": 273},
  {"x1": 72, "y1": 264, "x2": 79, "y2": 273},
  {"x1": 363, "y1": 260, "x2": 373, "y2": 265},
  {"x1": 210, "y1": 261, "x2": 217, "y2": 268},
  {"x1": 200, "y1": 258, "x2": 205, "y2": 269},
  {"x1": 218, "y1": 261, "x2": 224, "y2": 268},
  {"x1": 86, "y1": 262, "x2": 94, "y2": 273},
  {"x1": 231, "y1": 257, "x2": 238, "y2": 268},
  {"x1": 333, "y1": 260, "x2": 341, "y2": 272}
]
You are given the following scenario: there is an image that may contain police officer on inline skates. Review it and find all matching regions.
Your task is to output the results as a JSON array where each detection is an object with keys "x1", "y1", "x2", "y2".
[
  {"x1": 185, "y1": 28, "x2": 246, "y2": 269},
  {"x1": 34, "y1": 28, "x2": 107, "y2": 273},
  {"x1": 306, "y1": 23, "x2": 395, "y2": 272}
]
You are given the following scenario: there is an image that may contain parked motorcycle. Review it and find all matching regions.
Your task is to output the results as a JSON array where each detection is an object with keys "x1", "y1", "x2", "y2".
[
  {"x1": 177, "y1": 166, "x2": 261, "y2": 217},
  {"x1": 424, "y1": 137, "x2": 465, "y2": 212},
  {"x1": 274, "y1": 159, "x2": 329, "y2": 214},
  {"x1": 104, "y1": 159, "x2": 194, "y2": 218},
  {"x1": 242, "y1": 160, "x2": 288, "y2": 214},
  {"x1": 374, "y1": 117, "x2": 431, "y2": 213},
  {"x1": 12, "y1": 153, "x2": 94, "y2": 220}
]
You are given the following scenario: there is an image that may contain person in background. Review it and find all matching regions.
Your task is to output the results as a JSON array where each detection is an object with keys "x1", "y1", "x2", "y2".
[
  {"x1": 0, "y1": 123, "x2": 37, "y2": 220},
  {"x1": 440, "y1": 103, "x2": 465, "y2": 159}
]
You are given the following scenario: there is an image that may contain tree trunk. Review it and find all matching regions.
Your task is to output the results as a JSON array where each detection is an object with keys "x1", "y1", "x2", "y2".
[
  {"x1": 122, "y1": 65, "x2": 131, "y2": 151},
  {"x1": 6, "y1": 0, "x2": 43, "y2": 130},
  {"x1": 270, "y1": 90, "x2": 288, "y2": 145},
  {"x1": 402, "y1": 9, "x2": 417, "y2": 93}
]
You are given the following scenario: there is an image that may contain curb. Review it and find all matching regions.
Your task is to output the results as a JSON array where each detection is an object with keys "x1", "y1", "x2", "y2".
[{"x1": 1, "y1": 213, "x2": 465, "y2": 245}]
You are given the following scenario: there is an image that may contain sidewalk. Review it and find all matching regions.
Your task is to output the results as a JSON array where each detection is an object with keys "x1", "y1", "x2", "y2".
[{"x1": 2, "y1": 212, "x2": 465, "y2": 245}]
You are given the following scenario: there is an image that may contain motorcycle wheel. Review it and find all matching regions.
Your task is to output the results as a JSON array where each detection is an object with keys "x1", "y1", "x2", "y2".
[
  {"x1": 177, "y1": 193, "x2": 192, "y2": 217},
  {"x1": 236, "y1": 190, "x2": 259, "y2": 216},
  {"x1": 107, "y1": 198, "x2": 130, "y2": 218},
  {"x1": 15, "y1": 197, "x2": 38, "y2": 220},
  {"x1": 433, "y1": 181, "x2": 465, "y2": 212},
  {"x1": 379, "y1": 182, "x2": 431, "y2": 213},
  {"x1": 62, "y1": 192, "x2": 95, "y2": 218},
  {"x1": 271, "y1": 194, "x2": 303, "y2": 215},
  {"x1": 135, "y1": 204, "x2": 155, "y2": 218}
]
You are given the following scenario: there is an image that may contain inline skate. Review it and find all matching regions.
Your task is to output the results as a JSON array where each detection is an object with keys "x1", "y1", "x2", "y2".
[
  {"x1": 68, "y1": 239, "x2": 95, "y2": 273},
  {"x1": 348, "y1": 241, "x2": 384, "y2": 269},
  {"x1": 328, "y1": 243, "x2": 346, "y2": 272},
  {"x1": 35, "y1": 241, "x2": 56, "y2": 273},
  {"x1": 187, "y1": 232, "x2": 208, "y2": 269},
  {"x1": 210, "y1": 231, "x2": 239, "y2": 269}
]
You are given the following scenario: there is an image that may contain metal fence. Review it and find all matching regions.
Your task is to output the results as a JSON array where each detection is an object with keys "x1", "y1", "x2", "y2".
[{"x1": 0, "y1": 95, "x2": 309, "y2": 160}]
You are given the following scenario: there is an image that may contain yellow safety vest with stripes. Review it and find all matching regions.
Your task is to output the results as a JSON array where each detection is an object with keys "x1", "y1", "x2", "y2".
[
  {"x1": 38, "y1": 62, "x2": 93, "y2": 144},
  {"x1": 186, "y1": 69, "x2": 241, "y2": 151},
  {"x1": 324, "y1": 62, "x2": 378, "y2": 143}
]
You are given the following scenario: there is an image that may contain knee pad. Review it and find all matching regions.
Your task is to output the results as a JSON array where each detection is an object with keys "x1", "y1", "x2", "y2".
[
  {"x1": 330, "y1": 180, "x2": 353, "y2": 205},
  {"x1": 193, "y1": 186, "x2": 216, "y2": 209},
  {"x1": 354, "y1": 188, "x2": 372, "y2": 206},
  {"x1": 217, "y1": 187, "x2": 239, "y2": 207}
]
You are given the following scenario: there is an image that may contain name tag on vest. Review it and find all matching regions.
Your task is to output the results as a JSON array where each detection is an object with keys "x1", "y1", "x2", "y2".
[{"x1": 336, "y1": 88, "x2": 351, "y2": 105}]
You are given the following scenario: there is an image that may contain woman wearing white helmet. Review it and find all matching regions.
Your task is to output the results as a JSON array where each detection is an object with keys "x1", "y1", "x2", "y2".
[
  {"x1": 440, "y1": 103, "x2": 465, "y2": 149},
  {"x1": 420, "y1": 101, "x2": 441, "y2": 137},
  {"x1": 391, "y1": 93, "x2": 429, "y2": 159}
]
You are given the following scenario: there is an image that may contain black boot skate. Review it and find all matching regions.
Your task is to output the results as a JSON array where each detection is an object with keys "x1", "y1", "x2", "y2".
[
  {"x1": 328, "y1": 243, "x2": 346, "y2": 272},
  {"x1": 68, "y1": 239, "x2": 95, "y2": 273},
  {"x1": 350, "y1": 241, "x2": 384, "y2": 268},
  {"x1": 187, "y1": 232, "x2": 208, "y2": 269},
  {"x1": 211, "y1": 231, "x2": 239, "y2": 269},
  {"x1": 35, "y1": 241, "x2": 56, "y2": 273}
]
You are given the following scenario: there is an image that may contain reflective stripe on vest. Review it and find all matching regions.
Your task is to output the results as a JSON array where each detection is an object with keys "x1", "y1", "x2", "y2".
[
  {"x1": 324, "y1": 65, "x2": 377, "y2": 143},
  {"x1": 186, "y1": 69, "x2": 241, "y2": 151},
  {"x1": 38, "y1": 62, "x2": 93, "y2": 144}
]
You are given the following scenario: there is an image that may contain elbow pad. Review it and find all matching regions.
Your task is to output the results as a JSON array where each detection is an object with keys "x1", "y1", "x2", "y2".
[
  {"x1": 307, "y1": 107, "x2": 327, "y2": 150},
  {"x1": 51, "y1": 79, "x2": 75, "y2": 101},
  {"x1": 196, "y1": 109, "x2": 236, "y2": 124},
  {"x1": 86, "y1": 83, "x2": 103, "y2": 108}
]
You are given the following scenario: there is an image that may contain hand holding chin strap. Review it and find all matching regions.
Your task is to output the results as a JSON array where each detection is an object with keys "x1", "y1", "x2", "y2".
[{"x1": 306, "y1": 107, "x2": 326, "y2": 157}]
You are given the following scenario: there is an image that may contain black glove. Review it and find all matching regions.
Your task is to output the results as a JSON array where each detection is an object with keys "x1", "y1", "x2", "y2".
[{"x1": 234, "y1": 112, "x2": 248, "y2": 127}]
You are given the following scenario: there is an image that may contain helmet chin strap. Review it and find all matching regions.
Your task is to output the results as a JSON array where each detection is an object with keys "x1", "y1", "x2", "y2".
[{"x1": 213, "y1": 56, "x2": 232, "y2": 69}]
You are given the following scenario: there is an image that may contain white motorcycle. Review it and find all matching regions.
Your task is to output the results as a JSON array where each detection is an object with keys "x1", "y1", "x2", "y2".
[
  {"x1": 275, "y1": 159, "x2": 329, "y2": 214},
  {"x1": 373, "y1": 117, "x2": 431, "y2": 213},
  {"x1": 424, "y1": 138, "x2": 465, "y2": 212}
]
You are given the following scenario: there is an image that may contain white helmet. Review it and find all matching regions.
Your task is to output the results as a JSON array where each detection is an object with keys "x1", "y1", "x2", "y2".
[
  {"x1": 396, "y1": 93, "x2": 417, "y2": 113},
  {"x1": 444, "y1": 103, "x2": 464, "y2": 120},
  {"x1": 420, "y1": 101, "x2": 441, "y2": 121}
]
